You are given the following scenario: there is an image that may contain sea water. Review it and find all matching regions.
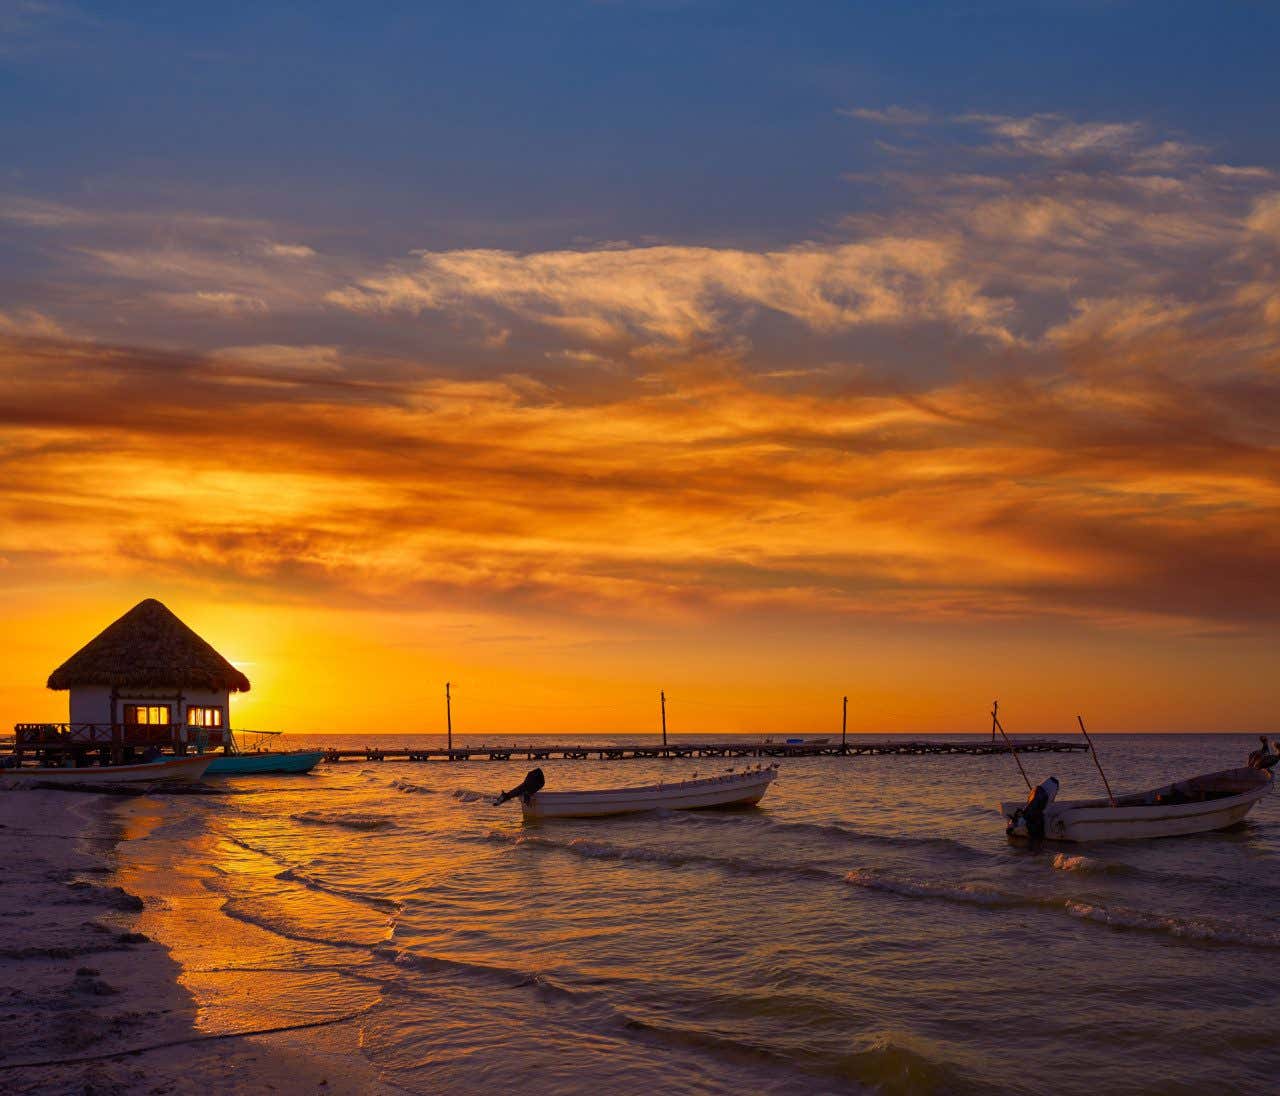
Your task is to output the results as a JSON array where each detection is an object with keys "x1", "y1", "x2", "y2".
[{"x1": 114, "y1": 734, "x2": 1280, "y2": 1094}]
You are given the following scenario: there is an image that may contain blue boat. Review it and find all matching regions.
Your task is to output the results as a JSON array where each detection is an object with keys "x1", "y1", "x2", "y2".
[
  {"x1": 199, "y1": 729, "x2": 324, "y2": 775},
  {"x1": 204, "y1": 750, "x2": 324, "y2": 775}
]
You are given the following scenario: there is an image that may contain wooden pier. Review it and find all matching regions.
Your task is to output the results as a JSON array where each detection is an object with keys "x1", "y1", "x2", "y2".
[{"x1": 321, "y1": 738, "x2": 1090, "y2": 763}]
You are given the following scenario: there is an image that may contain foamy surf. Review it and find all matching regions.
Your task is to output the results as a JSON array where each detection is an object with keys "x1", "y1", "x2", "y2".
[{"x1": 1050, "y1": 852, "x2": 1131, "y2": 875}]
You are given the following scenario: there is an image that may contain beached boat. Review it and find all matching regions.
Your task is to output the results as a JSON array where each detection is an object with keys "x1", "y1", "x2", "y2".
[
  {"x1": 1001, "y1": 767, "x2": 1272, "y2": 843},
  {"x1": 204, "y1": 750, "x2": 324, "y2": 775},
  {"x1": 519, "y1": 765, "x2": 778, "y2": 820},
  {"x1": 0, "y1": 754, "x2": 213, "y2": 786}
]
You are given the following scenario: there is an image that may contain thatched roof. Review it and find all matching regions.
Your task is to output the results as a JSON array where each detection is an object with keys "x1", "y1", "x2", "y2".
[{"x1": 47, "y1": 599, "x2": 251, "y2": 693}]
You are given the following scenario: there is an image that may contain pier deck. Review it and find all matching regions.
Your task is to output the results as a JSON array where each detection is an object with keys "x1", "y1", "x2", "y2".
[{"x1": 321, "y1": 738, "x2": 1090, "y2": 763}]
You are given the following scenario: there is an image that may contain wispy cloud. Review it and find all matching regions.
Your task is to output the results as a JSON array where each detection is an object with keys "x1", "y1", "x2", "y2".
[
  {"x1": 839, "y1": 105, "x2": 930, "y2": 126},
  {"x1": 327, "y1": 238, "x2": 1017, "y2": 350},
  {"x1": 4, "y1": 111, "x2": 1275, "y2": 376}
]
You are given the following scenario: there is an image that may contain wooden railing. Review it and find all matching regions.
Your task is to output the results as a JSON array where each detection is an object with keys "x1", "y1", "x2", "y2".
[{"x1": 12, "y1": 723, "x2": 224, "y2": 748}]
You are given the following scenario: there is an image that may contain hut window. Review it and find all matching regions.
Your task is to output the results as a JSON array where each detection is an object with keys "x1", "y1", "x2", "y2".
[
  {"x1": 123, "y1": 704, "x2": 170, "y2": 725},
  {"x1": 188, "y1": 706, "x2": 223, "y2": 728}
]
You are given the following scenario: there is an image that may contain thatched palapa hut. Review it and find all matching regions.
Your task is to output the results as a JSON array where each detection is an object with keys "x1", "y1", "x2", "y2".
[{"x1": 46, "y1": 598, "x2": 250, "y2": 752}]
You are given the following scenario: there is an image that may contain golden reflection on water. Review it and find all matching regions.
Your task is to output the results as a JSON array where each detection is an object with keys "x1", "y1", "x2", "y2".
[
  {"x1": 103, "y1": 739, "x2": 1280, "y2": 1095},
  {"x1": 116, "y1": 796, "x2": 385, "y2": 1035}
]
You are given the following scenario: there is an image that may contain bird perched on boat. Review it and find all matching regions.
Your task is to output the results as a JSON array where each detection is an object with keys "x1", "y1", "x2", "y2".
[{"x1": 1007, "y1": 776, "x2": 1059, "y2": 842}]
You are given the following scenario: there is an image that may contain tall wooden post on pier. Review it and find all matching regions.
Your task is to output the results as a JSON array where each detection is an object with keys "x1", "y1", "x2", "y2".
[
  {"x1": 660, "y1": 690, "x2": 668, "y2": 750},
  {"x1": 446, "y1": 681, "x2": 453, "y2": 755},
  {"x1": 841, "y1": 695, "x2": 848, "y2": 754}
]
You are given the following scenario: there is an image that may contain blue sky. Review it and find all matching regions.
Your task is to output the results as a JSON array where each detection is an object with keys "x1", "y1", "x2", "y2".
[{"x1": 4, "y1": 2, "x2": 1277, "y2": 251}]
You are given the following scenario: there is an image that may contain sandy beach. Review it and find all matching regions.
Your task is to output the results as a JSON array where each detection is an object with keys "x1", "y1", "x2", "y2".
[{"x1": 0, "y1": 787, "x2": 384, "y2": 1095}]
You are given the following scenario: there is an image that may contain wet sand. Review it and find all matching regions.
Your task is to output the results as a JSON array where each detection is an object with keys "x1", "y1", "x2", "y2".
[{"x1": 0, "y1": 787, "x2": 384, "y2": 1094}]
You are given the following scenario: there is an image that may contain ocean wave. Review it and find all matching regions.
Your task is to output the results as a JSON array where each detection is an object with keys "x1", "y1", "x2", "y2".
[
  {"x1": 371, "y1": 944, "x2": 580, "y2": 1000},
  {"x1": 669, "y1": 811, "x2": 990, "y2": 862},
  {"x1": 220, "y1": 832, "x2": 295, "y2": 868},
  {"x1": 843, "y1": 867, "x2": 1280, "y2": 950},
  {"x1": 1060, "y1": 900, "x2": 1280, "y2": 948},
  {"x1": 292, "y1": 808, "x2": 398, "y2": 831},
  {"x1": 390, "y1": 779, "x2": 434, "y2": 794},
  {"x1": 837, "y1": 1033, "x2": 976, "y2": 1096},
  {"x1": 452, "y1": 789, "x2": 488, "y2": 803},
  {"x1": 219, "y1": 899, "x2": 381, "y2": 951},
  {"x1": 1050, "y1": 853, "x2": 1133, "y2": 876},
  {"x1": 622, "y1": 1015, "x2": 973, "y2": 1094},
  {"x1": 843, "y1": 868, "x2": 1026, "y2": 908},
  {"x1": 275, "y1": 866, "x2": 400, "y2": 912},
  {"x1": 492, "y1": 831, "x2": 836, "y2": 884}
]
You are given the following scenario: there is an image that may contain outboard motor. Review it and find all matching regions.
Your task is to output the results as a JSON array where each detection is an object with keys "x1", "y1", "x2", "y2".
[
  {"x1": 495, "y1": 767, "x2": 545, "y2": 806},
  {"x1": 1248, "y1": 737, "x2": 1280, "y2": 771},
  {"x1": 1007, "y1": 775, "x2": 1059, "y2": 841}
]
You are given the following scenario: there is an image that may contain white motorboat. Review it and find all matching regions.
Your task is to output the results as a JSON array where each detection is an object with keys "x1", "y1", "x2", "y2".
[
  {"x1": 1002, "y1": 767, "x2": 1272, "y2": 843},
  {"x1": 0, "y1": 754, "x2": 213, "y2": 786},
  {"x1": 514, "y1": 765, "x2": 778, "y2": 820}
]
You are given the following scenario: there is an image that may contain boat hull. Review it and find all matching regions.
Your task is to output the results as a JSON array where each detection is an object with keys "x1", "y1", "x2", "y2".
[
  {"x1": 522, "y1": 767, "x2": 777, "y2": 819},
  {"x1": 0, "y1": 755, "x2": 212, "y2": 786},
  {"x1": 204, "y1": 750, "x2": 324, "y2": 775},
  {"x1": 1001, "y1": 767, "x2": 1272, "y2": 842}
]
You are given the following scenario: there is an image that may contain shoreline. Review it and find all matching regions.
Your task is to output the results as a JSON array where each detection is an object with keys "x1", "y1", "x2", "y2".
[{"x1": 0, "y1": 787, "x2": 385, "y2": 1094}]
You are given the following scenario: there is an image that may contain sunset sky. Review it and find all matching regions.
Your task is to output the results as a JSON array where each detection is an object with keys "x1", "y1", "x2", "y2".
[{"x1": 3, "y1": 3, "x2": 1279, "y2": 735}]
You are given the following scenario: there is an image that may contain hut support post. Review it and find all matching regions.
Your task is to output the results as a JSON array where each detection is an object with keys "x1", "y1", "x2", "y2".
[
  {"x1": 660, "y1": 690, "x2": 667, "y2": 751},
  {"x1": 842, "y1": 695, "x2": 848, "y2": 754}
]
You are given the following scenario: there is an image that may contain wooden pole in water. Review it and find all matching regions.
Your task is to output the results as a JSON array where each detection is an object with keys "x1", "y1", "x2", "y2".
[
  {"x1": 1077, "y1": 715, "x2": 1116, "y2": 807},
  {"x1": 660, "y1": 690, "x2": 668, "y2": 750},
  {"x1": 446, "y1": 682, "x2": 453, "y2": 755},
  {"x1": 841, "y1": 695, "x2": 848, "y2": 753},
  {"x1": 992, "y1": 701, "x2": 1032, "y2": 791}
]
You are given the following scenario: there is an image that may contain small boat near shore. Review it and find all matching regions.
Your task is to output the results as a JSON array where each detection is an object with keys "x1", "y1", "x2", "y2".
[
  {"x1": 1002, "y1": 767, "x2": 1272, "y2": 843},
  {"x1": 0, "y1": 754, "x2": 213, "y2": 787},
  {"x1": 201, "y1": 729, "x2": 324, "y2": 776},
  {"x1": 204, "y1": 750, "x2": 324, "y2": 775},
  {"x1": 499, "y1": 765, "x2": 779, "y2": 820}
]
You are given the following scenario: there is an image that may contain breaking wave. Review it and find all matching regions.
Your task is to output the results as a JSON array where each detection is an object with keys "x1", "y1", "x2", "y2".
[
  {"x1": 843, "y1": 867, "x2": 1027, "y2": 908},
  {"x1": 292, "y1": 809, "x2": 398, "y2": 831},
  {"x1": 218, "y1": 899, "x2": 382, "y2": 951},
  {"x1": 492, "y1": 831, "x2": 836, "y2": 883},
  {"x1": 668, "y1": 811, "x2": 991, "y2": 862},
  {"x1": 1050, "y1": 853, "x2": 1133, "y2": 876},
  {"x1": 390, "y1": 779, "x2": 434, "y2": 794},
  {"x1": 623, "y1": 1017, "x2": 974, "y2": 1094},
  {"x1": 371, "y1": 944, "x2": 582, "y2": 1001},
  {"x1": 1059, "y1": 900, "x2": 1280, "y2": 947},
  {"x1": 275, "y1": 866, "x2": 400, "y2": 912},
  {"x1": 843, "y1": 867, "x2": 1280, "y2": 949}
]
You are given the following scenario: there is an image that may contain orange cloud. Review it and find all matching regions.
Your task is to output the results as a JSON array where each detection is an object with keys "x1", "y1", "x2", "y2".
[{"x1": 2, "y1": 329, "x2": 1276, "y2": 636}]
